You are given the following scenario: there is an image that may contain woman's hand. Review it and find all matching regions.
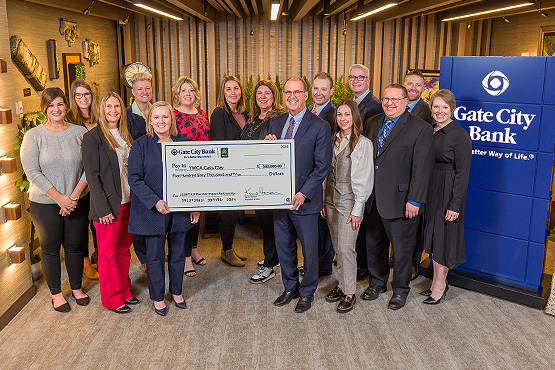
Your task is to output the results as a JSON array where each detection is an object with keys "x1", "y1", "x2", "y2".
[
  {"x1": 320, "y1": 208, "x2": 326, "y2": 219},
  {"x1": 99, "y1": 213, "x2": 115, "y2": 225},
  {"x1": 190, "y1": 212, "x2": 200, "y2": 224},
  {"x1": 347, "y1": 214, "x2": 362, "y2": 231},
  {"x1": 445, "y1": 210, "x2": 459, "y2": 222},
  {"x1": 155, "y1": 200, "x2": 170, "y2": 214},
  {"x1": 55, "y1": 194, "x2": 78, "y2": 215},
  {"x1": 264, "y1": 134, "x2": 278, "y2": 140}
]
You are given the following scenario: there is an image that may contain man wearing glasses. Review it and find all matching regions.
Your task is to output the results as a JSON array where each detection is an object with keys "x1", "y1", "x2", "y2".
[
  {"x1": 348, "y1": 64, "x2": 383, "y2": 282},
  {"x1": 266, "y1": 77, "x2": 332, "y2": 313},
  {"x1": 361, "y1": 84, "x2": 433, "y2": 310}
]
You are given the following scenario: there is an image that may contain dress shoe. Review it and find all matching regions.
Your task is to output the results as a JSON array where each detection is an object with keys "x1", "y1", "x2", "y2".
[
  {"x1": 71, "y1": 292, "x2": 90, "y2": 306},
  {"x1": 174, "y1": 299, "x2": 187, "y2": 309},
  {"x1": 419, "y1": 289, "x2": 432, "y2": 296},
  {"x1": 356, "y1": 268, "x2": 369, "y2": 280},
  {"x1": 233, "y1": 248, "x2": 247, "y2": 261},
  {"x1": 294, "y1": 296, "x2": 313, "y2": 313},
  {"x1": 423, "y1": 283, "x2": 449, "y2": 305},
  {"x1": 273, "y1": 291, "x2": 300, "y2": 306},
  {"x1": 337, "y1": 295, "x2": 356, "y2": 313},
  {"x1": 154, "y1": 304, "x2": 167, "y2": 316},
  {"x1": 221, "y1": 249, "x2": 245, "y2": 267},
  {"x1": 325, "y1": 286, "x2": 344, "y2": 303},
  {"x1": 51, "y1": 299, "x2": 71, "y2": 313},
  {"x1": 125, "y1": 297, "x2": 141, "y2": 305},
  {"x1": 83, "y1": 264, "x2": 99, "y2": 280},
  {"x1": 111, "y1": 304, "x2": 132, "y2": 314},
  {"x1": 388, "y1": 294, "x2": 407, "y2": 310},
  {"x1": 361, "y1": 286, "x2": 386, "y2": 301}
]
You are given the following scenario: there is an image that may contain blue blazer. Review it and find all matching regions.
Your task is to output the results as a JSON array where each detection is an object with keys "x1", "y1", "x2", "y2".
[
  {"x1": 127, "y1": 134, "x2": 192, "y2": 235},
  {"x1": 268, "y1": 111, "x2": 332, "y2": 215},
  {"x1": 126, "y1": 106, "x2": 147, "y2": 140}
]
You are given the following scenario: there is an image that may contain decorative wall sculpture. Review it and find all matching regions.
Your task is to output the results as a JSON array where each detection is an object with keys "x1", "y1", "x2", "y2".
[
  {"x1": 10, "y1": 35, "x2": 47, "y2": 91},
  {"x1": 82, "y1": 39, "x2": 99, "y2": 66},
  {"x1": 46, "y1": 39, "x2": 59, "y2": 79},
  {"x1": 59, "y1": 18, "x2": 79, "y2": 47}
]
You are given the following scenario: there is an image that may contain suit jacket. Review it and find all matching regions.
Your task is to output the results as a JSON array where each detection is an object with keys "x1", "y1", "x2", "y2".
[
  {"x1": 82, "y1": 126, "x2": 124, "y2": 222},
  {"x1": 310, "y1": 101, "x2": 335, "y2": 126},
  {"x1": 210, "y1": 107, "x2": 248, "y2": 141},
  {"x1": 411, "y1": 98, "x2": 434, "y2": 125},
  {"x1": 365, "y1": 110, "x2": 434, "y2": 219},
  {"x1": 358, "y1": 91, "x2": 383, "y2": 131},
  {"x1": 126, "y1": 106, "x2": 147, "y2": 140},
  {"x1": 268, "y1": 111, "x2": 332, "y2": 215},
  {"x1": 127, "y1": 134, "x2": 192, "y2": 235}
]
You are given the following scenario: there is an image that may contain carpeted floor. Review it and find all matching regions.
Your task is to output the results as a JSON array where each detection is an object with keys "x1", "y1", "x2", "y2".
[{"x1": 1, "y1": 223, "x2": 554, "y2": 370}]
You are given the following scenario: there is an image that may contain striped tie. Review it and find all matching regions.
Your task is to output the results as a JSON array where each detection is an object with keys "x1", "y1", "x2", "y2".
[{"x1": 377, "y1": 119, "x2": 393, "y2": 153}]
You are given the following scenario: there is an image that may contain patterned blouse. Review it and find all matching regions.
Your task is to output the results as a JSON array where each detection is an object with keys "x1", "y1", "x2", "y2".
[{"x1": 174, "y1": 108, "x2": 210, "y2": 141}]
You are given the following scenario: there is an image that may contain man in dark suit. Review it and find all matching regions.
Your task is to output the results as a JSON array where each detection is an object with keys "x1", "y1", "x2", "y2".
[
  {"x1": 348, "y1": 64, "x2": 384, "y2": 280},
  {"x1": 308, "y1": 72, "x2": 335, "y2": 277},
  {"x1": 266, "y1": 77, "x2": 332, "y2": 313},
  {"x1": 362, "y1": 84, "x2": 434, "y2": 310},
  {"x1": 403, "y1": 69, "x2": 434, "y2": 280},
  {"x1": 404, "y1": 69, "x2": 434, "y2": 125}
]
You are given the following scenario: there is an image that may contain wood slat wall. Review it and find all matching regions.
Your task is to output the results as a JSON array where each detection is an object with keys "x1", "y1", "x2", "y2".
[{"x1": 126, "y1": 11, "x2": 491, "y2": 114}]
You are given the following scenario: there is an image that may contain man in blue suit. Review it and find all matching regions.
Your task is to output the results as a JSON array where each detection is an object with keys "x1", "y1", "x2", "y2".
[{"x1": 266, "y1": 77, "x2": 333, "y2": 313}]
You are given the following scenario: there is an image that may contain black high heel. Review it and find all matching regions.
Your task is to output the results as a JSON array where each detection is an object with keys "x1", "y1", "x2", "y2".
[
  {"x1": 423, "y1": 283, "x2": 449, "y2": 305},
  {"x1": 419, "y1": 289, "x2": 432, "y2": 296}
]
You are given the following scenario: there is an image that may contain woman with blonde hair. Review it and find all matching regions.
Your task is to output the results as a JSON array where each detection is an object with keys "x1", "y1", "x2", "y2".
[
  {"x1": 82, "y1": 91, "x2": 138, "y2": 313},
  {"x1": 128, "y1": 101, "x2": 200, "y2": 316},
  {"x1": 67, "y1": 79, "x2": 99, "y2": 280},
  {"x1": 210, "y1": 75, "x2": 248, "y2": 267},
  {"x1": 172, "y1": 76, "x2": 209, "y2": 276}
]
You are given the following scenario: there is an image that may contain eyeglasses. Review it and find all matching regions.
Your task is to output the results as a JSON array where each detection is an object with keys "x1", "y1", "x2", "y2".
[
  {"x1": 348, "y1": 75, "x2": 367, "y2": 82},
  {"x1": 381, "y1": 97, "x2": 406, "y2": 103},
  {"x1": 75, "y1": 92, "x2": 92, "y2": 99},
  {"x1": 283, "y1": 90, "x2": 304, "y2": 97}
]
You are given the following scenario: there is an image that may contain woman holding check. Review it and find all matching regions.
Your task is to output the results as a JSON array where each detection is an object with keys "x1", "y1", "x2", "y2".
[{"x1": 128, "y1": 101, "x2": 200, "y2": 316}]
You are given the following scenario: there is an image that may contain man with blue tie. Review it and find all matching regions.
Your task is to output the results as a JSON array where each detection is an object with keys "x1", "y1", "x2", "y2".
[
  {"x1": 362, "y1": 84, "x2": 433, "y2": 310},
  {"x1": 266, "y1": 77, "x2": 333, "y2": 313}
]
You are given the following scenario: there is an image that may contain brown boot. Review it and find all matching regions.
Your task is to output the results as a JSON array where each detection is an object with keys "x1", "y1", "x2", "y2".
[
  {"x1": 233, "y1": 248, "x2": 247, "y2": 261},
  {"x1": 83, "y1": 264, "x2": 99, "y2": 280},
  {"x1": 221, "y1": 249, "x2": 245, "y2": 267}
]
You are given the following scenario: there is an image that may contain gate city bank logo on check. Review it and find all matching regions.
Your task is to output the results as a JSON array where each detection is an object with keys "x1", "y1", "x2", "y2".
[{"x1": 454, "y1": 70, "x2": 536, "y2": 145}]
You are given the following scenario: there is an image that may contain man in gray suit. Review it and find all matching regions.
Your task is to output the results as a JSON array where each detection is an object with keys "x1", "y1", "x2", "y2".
[{"x1": 362, "y1": 84, "x2": 434, "y2": 310}]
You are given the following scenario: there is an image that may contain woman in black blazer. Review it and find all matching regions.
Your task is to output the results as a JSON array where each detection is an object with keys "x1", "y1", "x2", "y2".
[
  {"x1": 82, "y1": 92, "x2": 138, "y2": 314},
  {"x1": 128, "y1": 101, "x2": 200, "y2": 316},
  {"x1": 210, "y1": 76, "x2": 249, "y2": 267}
]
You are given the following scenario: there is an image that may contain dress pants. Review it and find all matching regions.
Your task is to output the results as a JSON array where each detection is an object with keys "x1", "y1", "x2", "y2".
[
  {"x1": 144, "y1": 215, "x2": 186, "y2": 301},
  {"x1": 318, "y1": 214, "x2": 334, "y2": 273},
  {"x1": 94, "y1": 203, "x2": 134, "y2": 310},
  {"x1": 79, "y1": 193, "x2": 92, "y2": 259},
  {"x1": 30, "y1": 200, "x2": 88, "y2": 295},
  {"x1": 257, "y1": 209, "x2": 279, "y2": 268},
  {"x1": 274, "y1": 210, "x2": 319, "y2": 297},
  {"x1": 133, "y1": 234, "x2": 147, "y2": 264},
  {"x1": 355, "y1": 216, "x2": 369, "y2": 271},
  {"x1": 219, "y1": 210, "x2": 242, "y2": 251},
  {"x1": 365, "y1": 201, "x2": 419, "y2": 296}
]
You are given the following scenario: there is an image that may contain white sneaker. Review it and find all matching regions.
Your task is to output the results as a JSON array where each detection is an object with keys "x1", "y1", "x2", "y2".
[{"x1": 250, "y1": 266, "x2": 275, "y2": 284}]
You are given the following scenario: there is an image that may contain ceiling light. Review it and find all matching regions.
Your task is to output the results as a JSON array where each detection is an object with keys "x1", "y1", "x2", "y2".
[
  {"x1": 83, "y1": 0, "x2": 95, "y2": 15},
  {"x1": 323, "y1": 0, "x2": 330, "y2": 16},
  {"x1": 539, "y1": 9, "x2": 548, "y2": 18},
  {"x1": 351, "y1": 1, "x2": 398, "y2": 21},
  {"x1": 271, "y1": 3, "x2": 280, "y2": 20},
  {"x1": 442, "y1": 3, "x2": 533, "y2": 22},
  {"x1": 282, "y1": 0, "x2": 289, "y2": 15},
  {"x1": 133, "y1": 0, "x2": 183, "y2": 21},
  {"x1": 503, "y1": 16, "x2": 511, "y2": 22}
]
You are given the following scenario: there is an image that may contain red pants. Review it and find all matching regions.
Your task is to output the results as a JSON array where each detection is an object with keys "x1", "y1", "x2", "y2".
[{"x1": 94, "y1": 203, "x2": 133, "y2": 309}]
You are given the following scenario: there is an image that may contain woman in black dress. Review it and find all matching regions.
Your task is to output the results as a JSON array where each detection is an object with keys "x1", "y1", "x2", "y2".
[
  {"x1": 421, "y1": 89, "x2": 472, "y2": 304},
  {"x1": 240, "y1": 80, "x2": 284, "y2": 283}
]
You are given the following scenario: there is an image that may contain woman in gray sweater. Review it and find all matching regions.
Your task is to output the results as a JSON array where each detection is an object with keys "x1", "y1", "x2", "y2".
[{"x1": 20, "y1": 87, "x2": 90, "y2": 313}]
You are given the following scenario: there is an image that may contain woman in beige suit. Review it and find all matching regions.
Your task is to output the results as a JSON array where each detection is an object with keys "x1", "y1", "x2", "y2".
[{"x1": 322, "y1": 99, "x2": 373, "y2": 313}]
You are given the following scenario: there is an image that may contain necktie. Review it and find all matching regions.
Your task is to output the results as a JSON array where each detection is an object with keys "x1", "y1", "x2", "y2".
[
  {"x1": 378, "y1": 119, "x2": 393, "y2": 153},
  {"x1": 284, "y1": 117, "x2": 295, "y2": 139},
  {"x1": 311, "y1": 106, "x2": 316, "y2": 113}
]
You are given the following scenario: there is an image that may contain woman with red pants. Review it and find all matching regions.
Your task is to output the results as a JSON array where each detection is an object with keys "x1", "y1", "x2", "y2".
[{"x1": 82, "y1": 91, "x2": 138, "y2": 313}]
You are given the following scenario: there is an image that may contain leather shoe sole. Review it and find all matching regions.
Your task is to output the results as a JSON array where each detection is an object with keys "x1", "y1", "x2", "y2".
[
  {"x1": 274, "y1": 291, "x2": 300, "y2": 306},
  {"x1": 294, "y1": 296, "x2": 313, "y2": 313},
  {"x1": 361, "y1": 286, "x2": 386, "y2": 301},
  {"x1": 388, "y1": 294, "x2": 407, "y2": 310},
  {"x1": 125, "y1": 297, "x2": 141, "y2": 305}
]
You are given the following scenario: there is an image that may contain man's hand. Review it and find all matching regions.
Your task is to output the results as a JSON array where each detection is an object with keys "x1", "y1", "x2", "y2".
[
  {"x1": 155, "y1": 200, "x2": 170, "y2": 214},
  {"x1": 290, "y1": 192, "x2": 306, "y2": 211},
  {"x1": 264, "y1": 134, "x2": 278, "y2": 140},
  {"x1": 405, "y1": 202, "x2": 419, "y2": 219}
]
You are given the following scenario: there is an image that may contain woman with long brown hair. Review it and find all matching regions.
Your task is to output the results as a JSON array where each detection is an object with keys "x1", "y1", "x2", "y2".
[
  {"x1": 322, "y1": 99, "x2": 373, "y2": 313},
  {"x1": 82, "y1": 91, "x2": 138, "y2": 313}
]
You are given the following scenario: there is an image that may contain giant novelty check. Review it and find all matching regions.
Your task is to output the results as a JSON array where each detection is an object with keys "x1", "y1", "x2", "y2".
[{"x1": 162, "y1": 140, "x2": 295, "y2": 211}]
